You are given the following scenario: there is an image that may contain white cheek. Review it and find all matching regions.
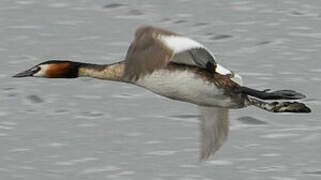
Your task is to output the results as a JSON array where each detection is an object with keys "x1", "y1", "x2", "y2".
[{"x1": 33, "y1": 64, "x2": 49, "y2": 77}]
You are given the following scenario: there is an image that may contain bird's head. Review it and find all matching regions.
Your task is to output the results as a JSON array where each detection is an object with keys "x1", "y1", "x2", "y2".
[{"x1": 13, "y1": 60, "x2": 81, "y2": 78}]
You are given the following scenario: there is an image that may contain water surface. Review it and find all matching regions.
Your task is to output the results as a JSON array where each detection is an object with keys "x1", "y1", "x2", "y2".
[{"x1": 1, "y1": 0, "x2": 320, "y2": 179}]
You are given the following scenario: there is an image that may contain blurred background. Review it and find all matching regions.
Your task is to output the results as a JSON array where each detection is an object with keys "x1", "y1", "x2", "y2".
[{"x1": 0, "y1": 0, "x2": 320, "y2": 179}]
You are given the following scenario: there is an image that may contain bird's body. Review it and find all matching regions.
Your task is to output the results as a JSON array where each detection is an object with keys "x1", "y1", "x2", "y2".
[
  {"x1": 134, "y1": 64, "x2": 246, "y2": 108},
  {"x1": 14, "y1": 26, "x2": 311, "y2": 160}
]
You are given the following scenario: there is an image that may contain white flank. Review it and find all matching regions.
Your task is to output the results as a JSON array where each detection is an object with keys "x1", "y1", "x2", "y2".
[
  {"x1": 33, "y1": 64, "x2": 49, "y2": 77},
  {"x1": 135, "y1": 69, "x2": 240, "y2": 107}
]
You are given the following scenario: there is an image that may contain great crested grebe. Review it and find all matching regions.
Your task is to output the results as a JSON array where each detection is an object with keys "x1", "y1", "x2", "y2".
[{"x1": 14, "y1": 26, "x2": 311, "y2": 160}]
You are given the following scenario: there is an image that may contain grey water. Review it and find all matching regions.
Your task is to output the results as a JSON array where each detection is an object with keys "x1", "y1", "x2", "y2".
[{"x1": 1, "y1": 0, "x2": 321, "y2": 179}]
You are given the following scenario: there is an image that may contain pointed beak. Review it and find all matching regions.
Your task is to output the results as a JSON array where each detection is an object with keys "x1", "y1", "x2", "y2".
[{"x1": 13, "y1": 68, "x2": 35, "y2": 78}]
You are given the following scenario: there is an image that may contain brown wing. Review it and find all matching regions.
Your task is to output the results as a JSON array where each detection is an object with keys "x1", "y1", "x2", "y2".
[
  {"x1": 124, "y1": 26, "x2": 178, "y2": 80},
  {"x1": 124, "y1": 26, "x2": 219, "y2": 81}
]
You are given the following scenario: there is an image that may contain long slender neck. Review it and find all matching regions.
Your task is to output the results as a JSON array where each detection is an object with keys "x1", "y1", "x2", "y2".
[{"x1": 78, "y1": 61, "x2": 127, "y2": 82}]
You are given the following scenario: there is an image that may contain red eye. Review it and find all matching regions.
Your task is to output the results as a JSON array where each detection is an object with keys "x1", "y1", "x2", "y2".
[{"x1": 31, "y1": 66, "x2": 40, "y2": 73}]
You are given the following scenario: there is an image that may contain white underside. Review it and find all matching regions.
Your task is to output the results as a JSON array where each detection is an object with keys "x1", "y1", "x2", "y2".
[{"x1": 135, "y1": 69, "x2": 243, "y2": 108}]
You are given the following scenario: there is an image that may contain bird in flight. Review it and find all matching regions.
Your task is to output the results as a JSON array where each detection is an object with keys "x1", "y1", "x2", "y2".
[{"x1": 14, "y1": 26, "x2": 311, "y2": 160}]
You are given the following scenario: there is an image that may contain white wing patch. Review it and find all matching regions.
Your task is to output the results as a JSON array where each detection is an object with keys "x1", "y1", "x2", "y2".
[
  {"x1": 199, "y1": 106, "x2": 229, "y2": 160},
  {"x1": 216, "y1": 64, "x2": 231, "y2": 75},
  {"x1": 232, "y1": 73, "x2": 243, "y2": 85},
  {"x1": 158, "y1": 34, "x2": 243, "y2": 85},
  {"x1": 158, "y1": 35, "x2": 215, "y2": 57}
]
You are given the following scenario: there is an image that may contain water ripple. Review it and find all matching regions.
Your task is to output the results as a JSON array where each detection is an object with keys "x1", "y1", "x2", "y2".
[
  {"x1": 107, "y1": 171, "x2": 135, "y2": 178},
  {"x1": 237, "y1": 116, "x2": 267, "y2": 125},
  {"x1": 211, "y1": 34, "x2": 233, "y2": 41},
  {"x1": 55, "y1": 157, "x2": 98, "y2": 166},
  {"x1": 261, "y1": 133, "x2": 300, "y2": 139},
  {"x1": 81, "y1": 165, "x2": 120, "y2": 174},
  {"x1": 145, "y1": 150, "x2": 177, "y2": 156},
  {"x1": 206, "y1": 160, "x2": 233, "y2": 166},
  {"x1": 250, "y1": 165, "x2": 287, "y2": 172},
  {"x1": 27, "y1": 95, "x2": 44, "y2": 103},
  {"x1": 104, "y1": 3, "x2": 125, "y2": 9},
  {"x1": 303, "y1": 170, "x2": 321, "y2": 176}
]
